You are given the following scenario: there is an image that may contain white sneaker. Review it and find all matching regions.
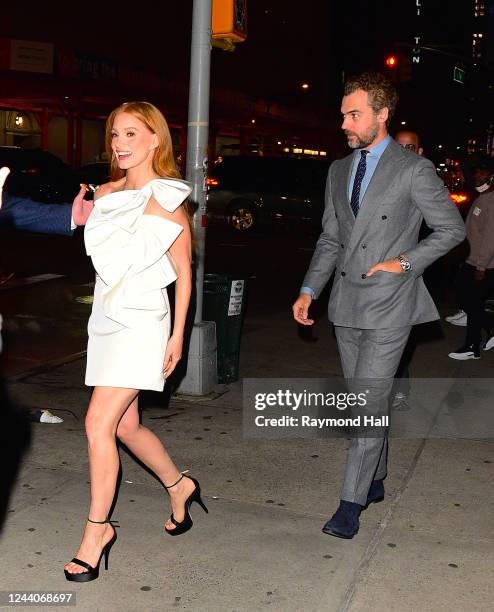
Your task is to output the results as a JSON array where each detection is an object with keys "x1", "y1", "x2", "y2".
[
  {"x1": 484, "y1": 335, "x2": 494, "y2": 351},
  {"x1": 445, "y1": 310, "x2": 467, "y2": 326},
  {"x1": 39, "y1": 410, "x2": 63, "y2": 423},
  {"x1": 448, "y1": 345, "x2": 480, "y2": 360}
]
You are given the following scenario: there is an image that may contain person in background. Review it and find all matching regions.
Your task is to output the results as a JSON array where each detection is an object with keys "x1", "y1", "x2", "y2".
[
  {"x1": 394, "y1": 130, "x2": 423, "y2": 156},
  {"x1": 0, "y1": 169, "x2": 92, "y2": 234},
  {"x1": 0, "y1": 167, "x2": 94, "y2": 526},
  {"x1": 390, "y1": 130, "x2": 425, "y2": 411},
  {"x1": 448, "y1": 156, "x2": 494, "y2": 360},
  {"x1": 0, "y1": 167, "x2": 93, "y2": 352}
]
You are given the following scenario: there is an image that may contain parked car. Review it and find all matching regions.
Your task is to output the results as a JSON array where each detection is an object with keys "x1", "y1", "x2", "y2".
[
  {"x1": 75, "y1": 162, "x2": 111, "y2": 188},
  {"x1": 206, "y1": 156, "x2": 331, "y2": 232},
  {"x1": 436, "y1": 158, "x2": 476, "y2": 219},
  {"x1": 0, "y1": 146, "x2": 78, "y2": 204}
]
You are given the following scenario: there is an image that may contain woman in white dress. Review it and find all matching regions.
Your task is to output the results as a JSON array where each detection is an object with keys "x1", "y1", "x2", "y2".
[{"x1": 64, "y1": 102, "x2": 208, "y2": 583}]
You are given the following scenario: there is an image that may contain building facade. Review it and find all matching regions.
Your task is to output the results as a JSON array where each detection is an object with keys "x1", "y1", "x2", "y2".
[{"x1": 0, "y1": 38, "x2": 340, "y2": 170}]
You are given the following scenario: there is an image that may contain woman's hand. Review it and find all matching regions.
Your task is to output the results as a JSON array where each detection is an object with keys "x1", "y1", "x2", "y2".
[
  {"x1": 163, "y1": 334, "x2": 184, "y2": 378},
  {"x1": 72, "y1": 185, "x2": 94, "y2": 226}
]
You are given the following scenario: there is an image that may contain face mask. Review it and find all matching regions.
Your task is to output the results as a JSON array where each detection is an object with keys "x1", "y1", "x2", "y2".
[{"x1": 475, "y1": 176, "x2": 494, "y2": 193}]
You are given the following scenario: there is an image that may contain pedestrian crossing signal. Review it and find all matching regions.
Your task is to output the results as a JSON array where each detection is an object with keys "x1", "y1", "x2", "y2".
[{"x1": 212, "y1": 0, "x2": 248, "y2": 42}]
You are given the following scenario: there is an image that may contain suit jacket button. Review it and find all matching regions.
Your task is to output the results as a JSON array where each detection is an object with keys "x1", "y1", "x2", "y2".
[
  {"x1": 361, "y1": 273, "x2": 367, "y2": 279},
  {"x1": 341, "y1": 271, "x2": 346, "y2": 277},
  {"x1": 382, "y1": 215, "x2": 388, "y2": 220}
]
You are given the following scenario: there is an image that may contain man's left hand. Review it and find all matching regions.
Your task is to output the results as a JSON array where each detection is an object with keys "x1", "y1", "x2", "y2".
[
  {"x1": 72, "y1": 186, "x2": 94, "y2": 226},
  {"x1": 366, "y1": 257, "x2": 403, "y2": 277}
]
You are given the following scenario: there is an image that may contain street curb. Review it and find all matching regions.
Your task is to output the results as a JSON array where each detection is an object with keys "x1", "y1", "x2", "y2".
[{"x1": 5, "y1": 351, "x2": 87, "y2": 383}]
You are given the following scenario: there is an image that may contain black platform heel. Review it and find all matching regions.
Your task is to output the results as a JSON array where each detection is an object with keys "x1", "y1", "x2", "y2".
[
  {"x1": 64, "y1": 518, "x2": 118, "y2": 582},
  {"x1": 164, "y1": 473, "x2": 208, "y2": 536}
]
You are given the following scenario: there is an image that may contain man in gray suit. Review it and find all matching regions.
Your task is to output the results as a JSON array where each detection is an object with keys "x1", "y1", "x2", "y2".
[{"x1": 292, "y1": 73, "x2": 465, "y2": 539}]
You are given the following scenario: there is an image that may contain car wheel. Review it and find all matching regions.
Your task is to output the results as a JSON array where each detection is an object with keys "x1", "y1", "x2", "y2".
[{"x1": 227, "y1": 201, "x2": 255, "y2": 231}]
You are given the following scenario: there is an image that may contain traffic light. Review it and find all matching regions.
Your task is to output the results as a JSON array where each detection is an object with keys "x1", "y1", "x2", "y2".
[
  {"x1": 212, "y1": 0, "x2": 248, "y2": 42},
  {"x1": 385, "y1": 53, "x2": 412, "y2": 82},
  {"x1": 385, "y1": 55, "x2": 397, "y2": 68}
]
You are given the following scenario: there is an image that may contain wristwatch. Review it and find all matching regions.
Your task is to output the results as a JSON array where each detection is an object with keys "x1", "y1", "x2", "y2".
[{"x1": 398, "y1": 254, "x2": 412, "y2": 272}]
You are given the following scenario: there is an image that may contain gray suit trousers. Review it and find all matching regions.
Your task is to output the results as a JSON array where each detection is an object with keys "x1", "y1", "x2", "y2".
[{"x1": 335, "y1": 325, "x2": 411, "y2": 506}]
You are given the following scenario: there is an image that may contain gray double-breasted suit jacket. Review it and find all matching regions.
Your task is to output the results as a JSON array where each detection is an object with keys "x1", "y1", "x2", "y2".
[{"x1": 302, "y1": 139, "x2": 466, "y2": 329}]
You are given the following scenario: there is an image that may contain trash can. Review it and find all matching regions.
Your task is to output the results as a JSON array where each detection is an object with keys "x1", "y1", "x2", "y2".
[{"x1": 203, "y1": 273, "x2": 247, "y2": 384}]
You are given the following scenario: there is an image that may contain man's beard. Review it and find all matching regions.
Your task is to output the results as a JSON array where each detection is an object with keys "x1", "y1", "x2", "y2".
[{"x1": 345, "y1": 122, "x2": 379, "y2": 149}]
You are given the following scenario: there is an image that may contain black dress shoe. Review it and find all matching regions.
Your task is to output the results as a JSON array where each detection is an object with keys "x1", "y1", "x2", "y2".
[{"x1": 322, "y1": 500, "x2": 361, "y2": 539}]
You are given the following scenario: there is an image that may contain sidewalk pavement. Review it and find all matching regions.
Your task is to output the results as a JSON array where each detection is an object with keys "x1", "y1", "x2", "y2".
[{"x1": 1, "y1": 306, "x2": 494, "y2": 612}]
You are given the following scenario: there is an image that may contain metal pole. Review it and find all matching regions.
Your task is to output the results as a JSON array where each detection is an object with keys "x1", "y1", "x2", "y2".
[
  {"x1": 186, "y1": 0, "x2": 212, "y2": 324},
  {"x1": 178, "y1": 0, "x2": 216, "y2": 395}
]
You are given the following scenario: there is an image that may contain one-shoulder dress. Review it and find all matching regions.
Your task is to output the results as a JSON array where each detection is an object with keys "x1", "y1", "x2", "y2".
[{"x1": 84, "y1": 178, "x2": 192, "y2": 391}]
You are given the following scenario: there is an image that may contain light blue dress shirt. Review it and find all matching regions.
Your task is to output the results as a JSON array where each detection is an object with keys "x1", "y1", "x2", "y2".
[
  {"x1": 300, "y1": 135, "x2": 392, "y2": 298},
  {"x1": 347, "y1": 134, "x2": 392, "y2": 205}
]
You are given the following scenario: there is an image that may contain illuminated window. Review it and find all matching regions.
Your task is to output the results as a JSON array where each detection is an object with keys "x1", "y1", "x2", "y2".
[
  {"x1": 474, "y1": 0, "x2": 486, "y2": 16},
  {"x1": 472, "y1": 32, "x2": 485, "y2": 58}
]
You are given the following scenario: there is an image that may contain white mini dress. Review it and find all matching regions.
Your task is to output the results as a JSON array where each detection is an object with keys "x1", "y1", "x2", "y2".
[{"x1": 84, "y1": 178, "x2": 192, "y2": 391}]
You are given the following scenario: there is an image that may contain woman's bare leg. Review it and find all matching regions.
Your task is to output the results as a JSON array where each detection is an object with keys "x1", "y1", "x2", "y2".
[
  {"x1": 116, "y1": 397, "x2": 195, "y2": 530},
  {"x1": 64, "y1": 386, "x2": 138, "y2": 575}
]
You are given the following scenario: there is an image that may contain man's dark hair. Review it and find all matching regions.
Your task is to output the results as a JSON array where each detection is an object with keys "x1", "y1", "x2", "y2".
[{"x1": 344, "y1": 72, "x2": 399, "y2": 125}]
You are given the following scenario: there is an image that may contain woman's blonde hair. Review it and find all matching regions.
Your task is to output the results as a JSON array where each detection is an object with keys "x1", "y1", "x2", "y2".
[{"x1": 105, "y1": 101, "x2": 193, "y2": 224}]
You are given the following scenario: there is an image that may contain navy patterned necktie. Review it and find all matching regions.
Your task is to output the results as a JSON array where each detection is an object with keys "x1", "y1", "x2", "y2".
[{"x1": 350, "y1": 150, "x2": 369, "y2": 217}]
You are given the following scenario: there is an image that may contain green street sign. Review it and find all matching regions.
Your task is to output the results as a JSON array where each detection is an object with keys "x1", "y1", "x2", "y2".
[{"x1": 453, "y1": 66, "x2": 466, "y2": 84}]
